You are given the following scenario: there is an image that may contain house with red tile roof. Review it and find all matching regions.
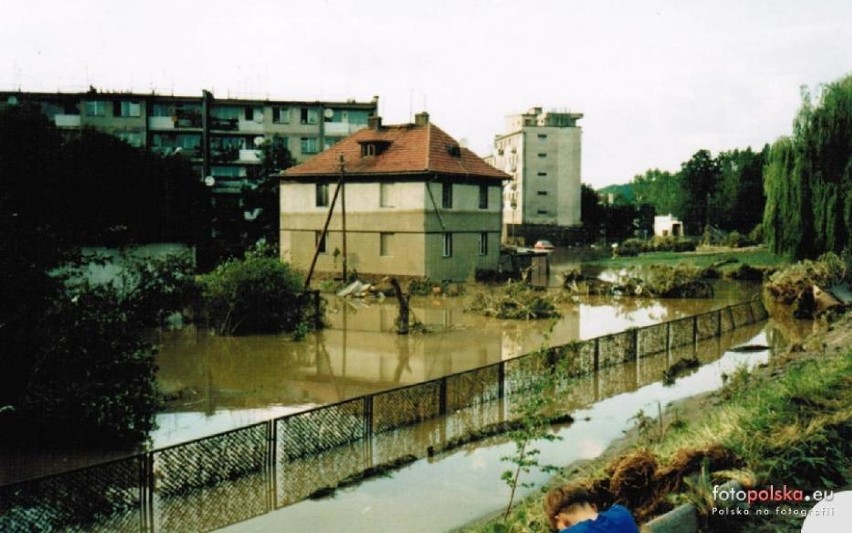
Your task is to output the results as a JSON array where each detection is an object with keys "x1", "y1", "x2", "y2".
[{"x1": 280, "y1": 112, "x2": 510, "y2": 281}]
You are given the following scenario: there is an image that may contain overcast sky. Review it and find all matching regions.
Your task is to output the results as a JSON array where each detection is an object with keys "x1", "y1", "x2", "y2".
[{"x1": 3, "y1": 0, "x2": 850, "y2": 188}]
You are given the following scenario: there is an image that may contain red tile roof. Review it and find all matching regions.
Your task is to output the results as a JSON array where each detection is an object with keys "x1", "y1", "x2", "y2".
[{"x1": 283, "y1": 120, "x2": 510, "y2": 181}]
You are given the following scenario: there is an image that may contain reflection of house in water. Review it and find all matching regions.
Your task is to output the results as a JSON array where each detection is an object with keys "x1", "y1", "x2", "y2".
[
  {"x1": 654, "y1": 214, "x2": 684, "y2": 237},
  {"x1": 314, "y1": 301, "x2": 503, "y2": 390},
  {"x1": 280, "y1": 112, "x2": 510, "y2": 281}
]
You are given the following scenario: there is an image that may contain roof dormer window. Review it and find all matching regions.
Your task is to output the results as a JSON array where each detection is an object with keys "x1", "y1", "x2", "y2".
[
  {"x1": 359, "y1": 139, "x2": 391, "y2": 158},
  {"x1": 447, "y1": 144, "x2": 462, "y2": 157}
]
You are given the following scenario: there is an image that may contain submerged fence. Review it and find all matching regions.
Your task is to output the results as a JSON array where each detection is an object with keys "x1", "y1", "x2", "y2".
[{"x1": 0, "y1": 299, "x2": 768, "y2": 532}]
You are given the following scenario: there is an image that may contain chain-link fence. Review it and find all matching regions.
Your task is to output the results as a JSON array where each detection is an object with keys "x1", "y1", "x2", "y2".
[{"x1": 1, "y1": 299, "x2": 767, "y2": 532}]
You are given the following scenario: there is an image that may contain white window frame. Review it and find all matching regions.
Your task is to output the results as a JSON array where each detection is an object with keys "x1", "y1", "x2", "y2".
[
  {"x1": 479, "y1": 232, "x2": 488, "y2": 256},
  {"x1": 442, "y1": 233, "x2": 453, "y2": 257}
]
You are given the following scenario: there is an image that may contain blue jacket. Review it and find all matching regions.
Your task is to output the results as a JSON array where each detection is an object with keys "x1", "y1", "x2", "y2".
[{"x1": 561, "y1": 505, "x2": 639, "y2": 533}]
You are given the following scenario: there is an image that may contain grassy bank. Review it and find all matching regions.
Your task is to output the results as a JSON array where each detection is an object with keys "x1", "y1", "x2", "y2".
[
  {"x1": 587, "y1": 246, "x2": 787, "y2": 272},
  {"x1": 460, "y1": 312, "x2": 851, "y2": 533}
]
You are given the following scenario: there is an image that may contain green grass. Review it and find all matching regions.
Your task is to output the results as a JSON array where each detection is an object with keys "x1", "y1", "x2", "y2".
[{"x1": 588, "y1": 246, "x2": 788, "y2": 271}]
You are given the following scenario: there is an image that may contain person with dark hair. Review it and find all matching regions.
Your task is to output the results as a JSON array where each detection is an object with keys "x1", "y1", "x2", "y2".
[{"x1": 543, "y1": 484, "x2": 639, "y2": 532}]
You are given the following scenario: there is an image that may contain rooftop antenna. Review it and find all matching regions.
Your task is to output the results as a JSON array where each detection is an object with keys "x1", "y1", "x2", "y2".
[{"x1": 409, "y1": 89, "x2": 413, "y2": 122}]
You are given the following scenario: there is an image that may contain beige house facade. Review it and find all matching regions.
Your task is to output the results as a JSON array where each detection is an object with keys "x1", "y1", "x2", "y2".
[{"x1": 281, "y1": 113, "x2": 509, "y2": 281}]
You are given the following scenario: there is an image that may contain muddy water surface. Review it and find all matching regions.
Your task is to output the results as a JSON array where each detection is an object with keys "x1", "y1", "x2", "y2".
[
  {"x1": 152, "y1": 281, "x2": 759, "y2": 447},
  {"x1": 0, "y1": 281, "x2": 760, "y2": 484}
]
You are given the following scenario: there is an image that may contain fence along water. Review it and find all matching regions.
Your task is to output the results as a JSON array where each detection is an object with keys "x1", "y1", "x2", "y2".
[{"x1": 0, "y1": 299, "x2": 769, "y2": 532}]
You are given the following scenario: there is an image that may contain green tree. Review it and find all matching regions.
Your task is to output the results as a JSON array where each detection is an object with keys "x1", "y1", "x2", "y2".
[
  {"x1": 0, "y1": 105, "x2": 188, "y2": 444},
  {"x1": 715, "y1": 146, "x2": 768, "y2": 233},
  {"x1": 580, "y1": 183, "x2": 605, "y2": 242},
  {"x1": 763, "y1": 74, "x2": 852, "y2": 258},
  {"x1": 244, "y1": 134, "x2": 295, "y2": 250},
  {"x1": 632, "y1": 168, "x2": 684, "y2": 220},
  {"x1": 678, "y1": 149, "x2": 721, "y2": 235}
]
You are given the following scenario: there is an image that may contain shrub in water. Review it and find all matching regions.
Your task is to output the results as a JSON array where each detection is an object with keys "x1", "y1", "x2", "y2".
[{"x1": 198, "y1": 243, "x2": 306, "y2": 335}]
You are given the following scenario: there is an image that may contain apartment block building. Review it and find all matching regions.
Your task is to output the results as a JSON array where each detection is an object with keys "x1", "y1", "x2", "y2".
[
  {"x1": 487, "y1": 107, "x2": 583, "y2": 245},
  {"x1": 1, "y1": 89, "x2": 378, "y2": 250}
]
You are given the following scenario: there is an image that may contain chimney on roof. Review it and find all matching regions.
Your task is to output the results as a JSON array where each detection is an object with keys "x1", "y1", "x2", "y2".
[
  {"x1": 368, "y1": 115, "x2": 382, "y2": 130},
  {"x1": 414, "y1": 111, "x2": 430, "y2": 126}
]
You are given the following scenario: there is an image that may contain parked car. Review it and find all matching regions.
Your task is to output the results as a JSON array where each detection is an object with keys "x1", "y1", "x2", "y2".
[{"x1": 533, "y1": 239, "x2": 555, "y2": 251}]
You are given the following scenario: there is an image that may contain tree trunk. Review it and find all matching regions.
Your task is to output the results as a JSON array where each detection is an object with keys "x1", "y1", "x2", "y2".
[{"x1": 389, "y1": 278, "x2": 409, "y2": 334}]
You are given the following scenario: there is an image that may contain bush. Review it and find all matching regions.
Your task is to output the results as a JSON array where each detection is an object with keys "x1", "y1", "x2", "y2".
[
  {"x1": 724, "y1": 231, "x2": 748, "y2": 248},
  {"x1": 748, "y1": 223, "x2": 764, "y2": 244},
  {"x1": 466, "y1": 281, "x2": 561, "y2": 319},
  {"x1": 197, "y1": 243, "x2": 306, "y2": 335},
  {"x1": 617, "y1": 239, "x2": 645, "y2": 256},
  {"x1": 17, "y1": 285, "x2": 160, "y2": 445},
  {"x1": 122, "y1": 251, "x2": 197, "y2": 327}
]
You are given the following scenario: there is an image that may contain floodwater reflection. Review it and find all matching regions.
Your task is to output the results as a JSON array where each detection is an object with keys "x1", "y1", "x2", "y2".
[{"x1": 152, "y1": 281, "x2": 760, "y2": 448}]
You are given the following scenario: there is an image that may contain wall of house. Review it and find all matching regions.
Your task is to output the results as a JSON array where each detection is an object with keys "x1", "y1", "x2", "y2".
[{"x1": 280, "y1": 180, "x2": 503, "y2": 280}]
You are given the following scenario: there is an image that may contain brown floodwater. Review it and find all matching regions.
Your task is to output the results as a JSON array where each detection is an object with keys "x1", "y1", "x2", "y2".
[
  {"x1": 0, "y1": 280, "x2": 760, "y2": 485},
  {"x1": 150, "y1": 280, "x2": 760, "y2": 447}
]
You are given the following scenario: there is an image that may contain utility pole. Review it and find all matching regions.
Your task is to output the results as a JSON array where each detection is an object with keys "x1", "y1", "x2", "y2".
[{"x1": 339, "y1": 155, "x2": 348, "y2": 282}]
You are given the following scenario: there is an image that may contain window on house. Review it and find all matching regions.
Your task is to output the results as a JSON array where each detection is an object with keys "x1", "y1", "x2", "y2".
[
  {"x1": 538, "y1": 134, "x2": 547, "y2": 140},
  {"x1": 479, "y1": 232, "x2": 488, "y2": 256},
  {"x1": 301, "y1": 108, "x2": 319, "y2": 124},
  {"x1": 380, "y1": 233, "x2": 394, "y2": 256},
  {"x1": 316, "y1": 231, "x2": 327, "y2": 254},
  {"x1": 537, "y1": 209, "x2": 548, "y2": 214},
  {"x1": 362, "y1": 143, "x2": 377, "y2": 157},
  {"x1": 537, "y1": 172, "x2": 547, "y2": 176},
  {"x1": 441, "y1": 183, "x2": 453, "y2": 209},
  {"x1": 301, "y1": 137, "x2": 318, "y2": 154},
  {"x1": 537, "y1": 191, "x2": 548, "y2": 196},
  {"x1": 442, "y1": 233, "x2": 453, "y2": 257},
  {"x1": 84, "y1": 101, "x2": 106, "y2": 117},
  {"x1": 538, "y1": 153, "x2": 547, "y2": 158},
  {"x1": 478, "y1": 185, "x2": 488, "y2": 209},
  {"x1": 272, "y1": 107, "x2": 290, "y2": 123},
  {"x1": 114, "y1": 101, "x2": 141, "y2": 117},
  {"x1": 316, "y1": 183, "x2": 329, "y2": 207},
  {"x1": 380, "y1": 182, "x2": 395, "y2": 207}
]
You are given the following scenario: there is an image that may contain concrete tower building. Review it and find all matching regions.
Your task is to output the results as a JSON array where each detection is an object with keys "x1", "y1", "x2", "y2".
[{"x1": 488, "y1": 107, "x2": 583, "y2": 244}]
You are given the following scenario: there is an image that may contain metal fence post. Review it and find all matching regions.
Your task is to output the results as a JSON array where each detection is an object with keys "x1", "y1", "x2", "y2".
[
  {"x1": 632, "y1": 328, "x2": 639, "y2": 361},
  {"x1": 693, "y1": 315, "x2": 699, "y2": 348},
  {"x1": 267, "y1": 419, "x2": 276, "y2": 512},
  {"x1": 439, "y1": 377, "x2": 448, "y2": 417},
  {"x1": 594, "y1": 337, "x2": 600, "y2": 372},
  {"x1": 144, "y1": 452, "x2": 155, "y2": 532}
]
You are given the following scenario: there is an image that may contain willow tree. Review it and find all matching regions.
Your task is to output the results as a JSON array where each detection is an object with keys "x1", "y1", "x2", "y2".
[{"x1": 763, "y1": 74, "x2": 852, "y2": 259}]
